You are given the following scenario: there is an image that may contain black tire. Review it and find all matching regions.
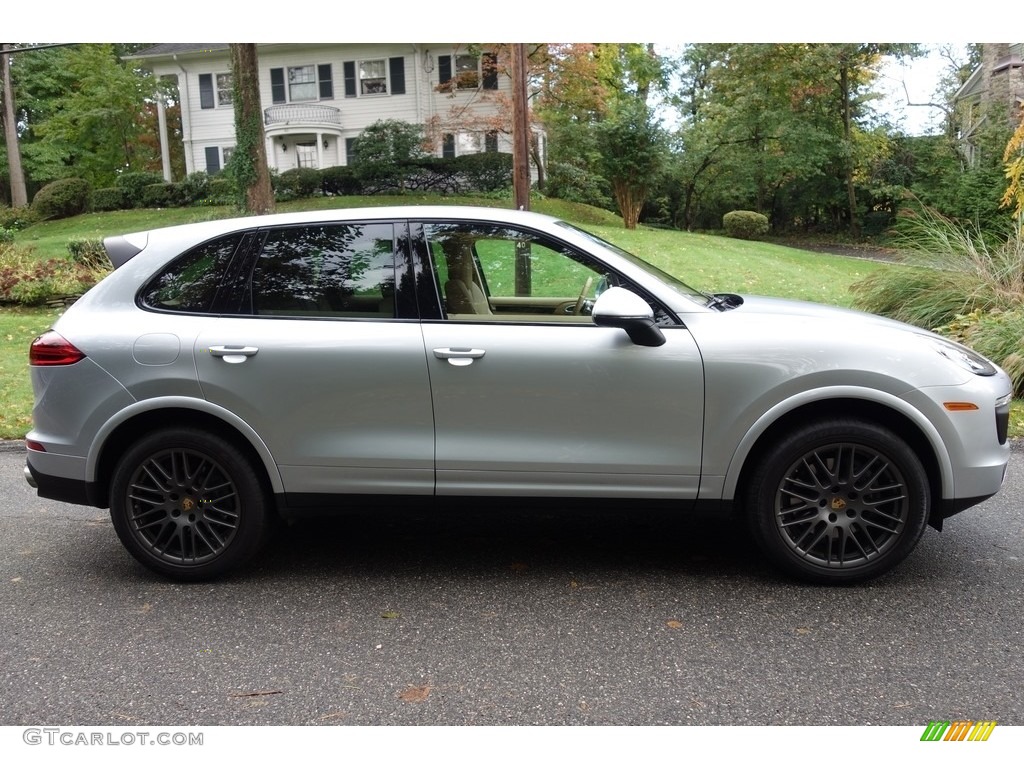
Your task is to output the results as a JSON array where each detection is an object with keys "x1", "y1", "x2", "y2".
[
  {"x1": 745, "y1": 419, "x2": 930, "y2": 585},
  {"x1": 109, "y1": 427, "x2": 272, "y2": 581}
]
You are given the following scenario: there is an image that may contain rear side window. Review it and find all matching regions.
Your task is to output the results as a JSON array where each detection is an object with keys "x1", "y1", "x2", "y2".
[
  {"x1": 248, "y1": 223, "x2": 396, "y2": 318},
  {"x1": 140, "y1": 233, "x2": 244, "y2": 313}
]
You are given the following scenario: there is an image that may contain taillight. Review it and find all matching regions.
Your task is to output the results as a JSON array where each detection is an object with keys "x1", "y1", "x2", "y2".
[{"x1": 30, "y1": 331, "x2": 86, "y2": 366}]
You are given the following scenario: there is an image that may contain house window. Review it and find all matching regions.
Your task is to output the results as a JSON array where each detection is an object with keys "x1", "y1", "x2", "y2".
[
  {"x1": 216, "y1": 73, "x2": 233, "y2": 106},
  {"x1": 442, "y1": 134, "x2": 455, "y2": 159},
  {"x1": 199, "y1": 73, "x2": 233, "y2": 109},
  {"x1": 221, "y1": 146, "x2": 234, "y2": 167},
  {"x1": 455, "y1": 55, "x2": 479, "y2": 89},
  {"x1": 439, "y1": 52, "x2": 499, "y2": 92},
  {"x1": 342, "y1": 57, "x2": 405, "y2": 97},
  {"x1": 359, "y1": 60, "x2": 387, "y2": 95},
  {"x1": 288, "y1": 65, "x2": 317, "y2": 101},
  {"x1": 345, "y1": 137, "x2": 358, "y2": 165},
  {"x1": 485, "y1": 131, "x2": 498, "y2": 153}
]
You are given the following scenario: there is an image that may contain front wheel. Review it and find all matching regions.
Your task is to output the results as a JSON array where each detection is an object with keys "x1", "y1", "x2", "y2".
[
  {"x1": 745, "y1": 419, "x2": 930, "y2": 584},
  {"x1": 109, "y1": 428, "x2": 272, "y2": 581}
]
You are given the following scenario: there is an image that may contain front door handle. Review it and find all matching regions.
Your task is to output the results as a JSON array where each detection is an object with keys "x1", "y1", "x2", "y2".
[
  {"x1": 433, "y1": 347, "x2": 486, "y2": 367},
  {"x1": 208, "y1": 345, "x2": 259, "y2": 364}
]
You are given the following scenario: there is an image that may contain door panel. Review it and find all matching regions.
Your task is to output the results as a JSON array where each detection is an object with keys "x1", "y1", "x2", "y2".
[{"x1": 422, "y1": 323, "x2": 704, "y2": 498}]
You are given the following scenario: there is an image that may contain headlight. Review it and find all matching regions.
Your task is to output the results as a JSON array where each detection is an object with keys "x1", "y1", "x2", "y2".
[{"x1": 927, "y1": 337, "x2": 998, "y2": 376}]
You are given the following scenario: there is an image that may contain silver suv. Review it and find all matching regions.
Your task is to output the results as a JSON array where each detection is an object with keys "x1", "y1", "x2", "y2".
[{"x1": 25, "y1": 206, "x2": 1013, "y2": 583}]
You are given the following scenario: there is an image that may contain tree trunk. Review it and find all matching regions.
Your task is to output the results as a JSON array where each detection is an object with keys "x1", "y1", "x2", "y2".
[
  {"x1": 1, "y1": 45, "x2": 28, "y2": 208},
  {"x1": 229, "y1": 44, "x2": 274, "y2": 215},
  {"x1": 840, "y1": 63, "x2": 860, "y2": 237}
]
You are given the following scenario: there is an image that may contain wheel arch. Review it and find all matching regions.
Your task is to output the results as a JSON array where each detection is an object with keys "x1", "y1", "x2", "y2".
[
  {"x1": 727, "y1": 395, "x2": 951, "y2": 528},
  {"x1": 87, "y1": 399, "x2": 283, "y2": 508}
]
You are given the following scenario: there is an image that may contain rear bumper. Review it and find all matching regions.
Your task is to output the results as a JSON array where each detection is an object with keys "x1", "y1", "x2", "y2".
[{"x1": 25, "y1": 456, "x2": 104, "y2": 508}]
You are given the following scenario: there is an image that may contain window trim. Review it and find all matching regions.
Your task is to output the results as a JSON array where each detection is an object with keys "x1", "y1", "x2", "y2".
[{"x1": 199, "y1": 72, "x2": 233, "y2": 109}]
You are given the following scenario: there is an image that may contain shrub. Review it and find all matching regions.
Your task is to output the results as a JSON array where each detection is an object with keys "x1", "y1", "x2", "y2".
[
  {"x1": 32, "y1": 178, "x2": 92, "y2": 220},
  {"x1": 115, "y1": 171, "x2": 165, "y2": 208},
  {"x1": 449, "y1": 152, "x2": 513, "y2": 193},
  {"x1": 0, "y1": 228, "x2": 14, "y2": 246},
  {"x1": 320, "y1": 165, "x2": 362, "y2": 196},
  {"x1": 274, "y1": 167, "x2": 322, "y2": 201},
  {"x1": 0, "y1": 244, "x2": 104, "y2": 305},
  {"x1": 723, "y1": 210, "x2": 770, "y2": 240},
  {"x1": 178, "y1": 171, "x2": 211, "y2": 204},
  {"x1": 934, "y1": 308, "x2": 1024, "y2": 397},
  {"x1": 92, "y1": 187, "x2": 126, "y2": 212},
  {"x1": 66, "y1": 239, "x2": 108, "y2": 271},
  {"x1": 0, "y1": 205, "x2": 41, "y2": 230},
  {"x1": 142, "y1": 182, "x2": 178, "y2": 208},
  {"x1": 204, "y1": 177, "x2": 236, "y2": 205},
  {"x1": 852, "y1": 206, "x2": 1024, "y2": 330}
]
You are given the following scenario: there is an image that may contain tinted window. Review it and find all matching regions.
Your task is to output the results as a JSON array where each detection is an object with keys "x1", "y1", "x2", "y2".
[
  {"x1": 140, "y1": 233, "x2": 243, "y2": 313},
  {"x1": 249, "y1": 223, "x2": 396, "y2": 317}
]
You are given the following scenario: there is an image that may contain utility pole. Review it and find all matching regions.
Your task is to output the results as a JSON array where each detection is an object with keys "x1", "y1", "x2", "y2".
[
  {"x1": 1, "y1": 45, "x2": 28, "y2": 208},
  {"x1": 510, "y1": 43, "x2": 532, "y2": 296},
  {"x1": 510, "y1": 43, "x2": 531, "y2": 212}
]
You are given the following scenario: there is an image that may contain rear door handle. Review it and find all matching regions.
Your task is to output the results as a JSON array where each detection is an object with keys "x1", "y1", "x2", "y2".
[
  {"x1": 433, "y1": 347, "x2": 486, "y2": 366},
  {"x1": 208, "y1": 345, "x2": 259, "y2": 364}
]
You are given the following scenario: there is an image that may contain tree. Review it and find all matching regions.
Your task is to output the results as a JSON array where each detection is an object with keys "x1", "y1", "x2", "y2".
[
  {"x1": 1, "y1": 45, "x2": 28, "y2": 207},
  {"x1": 31, "y1": 44, "x2": 157, "y2": 188},
  {"x1": 1002, "y1": 111, "x2": 1024, "y2": 219},
  {"x1": 227, "y1": 44, "x2": 273, "y2": 214},
  {"x1": 596, "y1": 97, "x2": 666, "y2": 229}
]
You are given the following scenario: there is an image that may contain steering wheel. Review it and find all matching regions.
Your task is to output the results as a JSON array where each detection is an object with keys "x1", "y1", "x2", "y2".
[{"x1": 573, "y1": 276, "x2": 595, "y2": 315}]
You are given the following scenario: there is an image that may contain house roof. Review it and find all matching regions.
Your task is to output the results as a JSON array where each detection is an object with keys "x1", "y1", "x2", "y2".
[{"x1": 125, "y1": 44, "x2": 229, "y2": 60}]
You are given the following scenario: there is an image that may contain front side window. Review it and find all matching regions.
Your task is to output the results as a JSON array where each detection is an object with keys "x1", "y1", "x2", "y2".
[
  {"x1": 424, "y1": 222, "x2": 617, "y2": 322},
  {"x1": 288, "y1": 65, "x2": 317, "y2": 101},
  {"x1": 249, "y1": 223, "x2": 396, "y2": 318},
  {"x1": 140, "y1": 233, "x2": 245, "y2": 313}
]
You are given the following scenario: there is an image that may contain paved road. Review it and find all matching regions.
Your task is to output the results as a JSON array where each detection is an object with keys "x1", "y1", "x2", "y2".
[{"x1": 1, "y1": 446, "x2": 1022, "y2": 726}]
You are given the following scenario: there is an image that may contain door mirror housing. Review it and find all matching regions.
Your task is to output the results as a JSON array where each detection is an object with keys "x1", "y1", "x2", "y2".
[{"x1": 591, "y1": 287, "x2": 666, "y2": 347}]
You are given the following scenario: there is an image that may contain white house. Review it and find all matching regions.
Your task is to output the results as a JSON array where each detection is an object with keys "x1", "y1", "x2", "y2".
[{"x1": 128, "y1": 43, "x2": 541, "y2": 180}]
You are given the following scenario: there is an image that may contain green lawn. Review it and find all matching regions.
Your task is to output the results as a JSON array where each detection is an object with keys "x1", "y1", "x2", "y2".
[{"x1": 4, "y1": 196, "x2": 1020, "y2": 440}]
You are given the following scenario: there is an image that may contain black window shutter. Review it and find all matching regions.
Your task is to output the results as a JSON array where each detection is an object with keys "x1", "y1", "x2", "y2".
[
  {"x1": 199, "y1": 74, "x2": 215, "y2": 109},
  {"x1": 482, "y1": 52, "x2": 498, "y2": 90},
  {"x1": 389, "y1": 57, "x2": 405, "y2": 95},
  {"x1": 442, "y1": 134, "x2": 455, "y2": 159},
  {"x1": 343, "y1": 61, "x2": 356, "y2": 97},
  {"x1": 270, "y1": 68, "x2": 286, "y2": 104},
  {"x1": 318, "y1": 64, "x2": 333, "y2": 99},
  {"x1": 205, "y1": 147, "x2": 221, "y2": 173},
  {"x1": 345, "y1": 138, "x2": 357, "y2": 165},
  {"x1": 438, "y1": 55, "x2": 452, "y2": 90}
]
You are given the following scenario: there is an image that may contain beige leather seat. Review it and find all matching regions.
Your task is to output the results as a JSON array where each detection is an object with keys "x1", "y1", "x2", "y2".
[{"x1": 442, "y1": 241, "x2": 492, "y2": 315}]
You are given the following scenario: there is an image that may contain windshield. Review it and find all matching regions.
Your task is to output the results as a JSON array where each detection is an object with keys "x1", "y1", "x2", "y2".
[{"x1": 555, "y1": 221, "x2": 712, "y2": 304}]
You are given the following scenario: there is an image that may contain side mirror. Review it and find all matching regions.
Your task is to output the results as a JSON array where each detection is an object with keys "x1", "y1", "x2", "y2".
[{"x1": 591, "y1": 287, "x2": 666, "y2": 347}]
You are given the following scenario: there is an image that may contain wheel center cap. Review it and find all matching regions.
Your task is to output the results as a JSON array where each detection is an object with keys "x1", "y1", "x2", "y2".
[
  {"x1": 181, "y1": 496, "x2": 196, "y2": 512},
  {"x1": 830, "y1": 497, "x2": 847, "y2": 510}
]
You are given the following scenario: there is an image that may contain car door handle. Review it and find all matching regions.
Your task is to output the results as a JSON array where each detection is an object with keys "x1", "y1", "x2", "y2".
[
  {"x1": 208, "y1": 345, "x2": 259, "y2": 364},
  {"x1": 433, "y1": 347, "x2": 486, "y2": 366}
]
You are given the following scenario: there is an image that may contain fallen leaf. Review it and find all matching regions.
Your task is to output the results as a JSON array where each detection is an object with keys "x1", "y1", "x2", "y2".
[
  {"x1": 228, "y1": 690, "x2": 283, "y2": 698},
  {"x1": 795, "y1": 627, "x2": 811, "y2": 635},
  {"x1": 666, "y1": 620, "x2": 683, "y2": 629},
  {"x1": 380, "y1": 610, "x2": 401, "y2": 619},
  {"x1": 398, "y1": 685, "x2": 431, "y2": 703}
]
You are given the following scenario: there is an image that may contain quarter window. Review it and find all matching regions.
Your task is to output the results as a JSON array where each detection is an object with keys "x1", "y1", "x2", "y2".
[
  {"x1": 140, "y1": 233, "x2": 245, "y2": 313},
  {"x1": 249, "y1": 224, "x2": 397, "y2": 318}
]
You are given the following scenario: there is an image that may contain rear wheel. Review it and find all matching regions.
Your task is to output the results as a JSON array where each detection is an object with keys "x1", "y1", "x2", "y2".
[
  {"x1": 745, "y1": 419, "x2": 930, "y2": 584},
  {"x1": 109, "y1": 428, "x2": 271, "y2": 580}
]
